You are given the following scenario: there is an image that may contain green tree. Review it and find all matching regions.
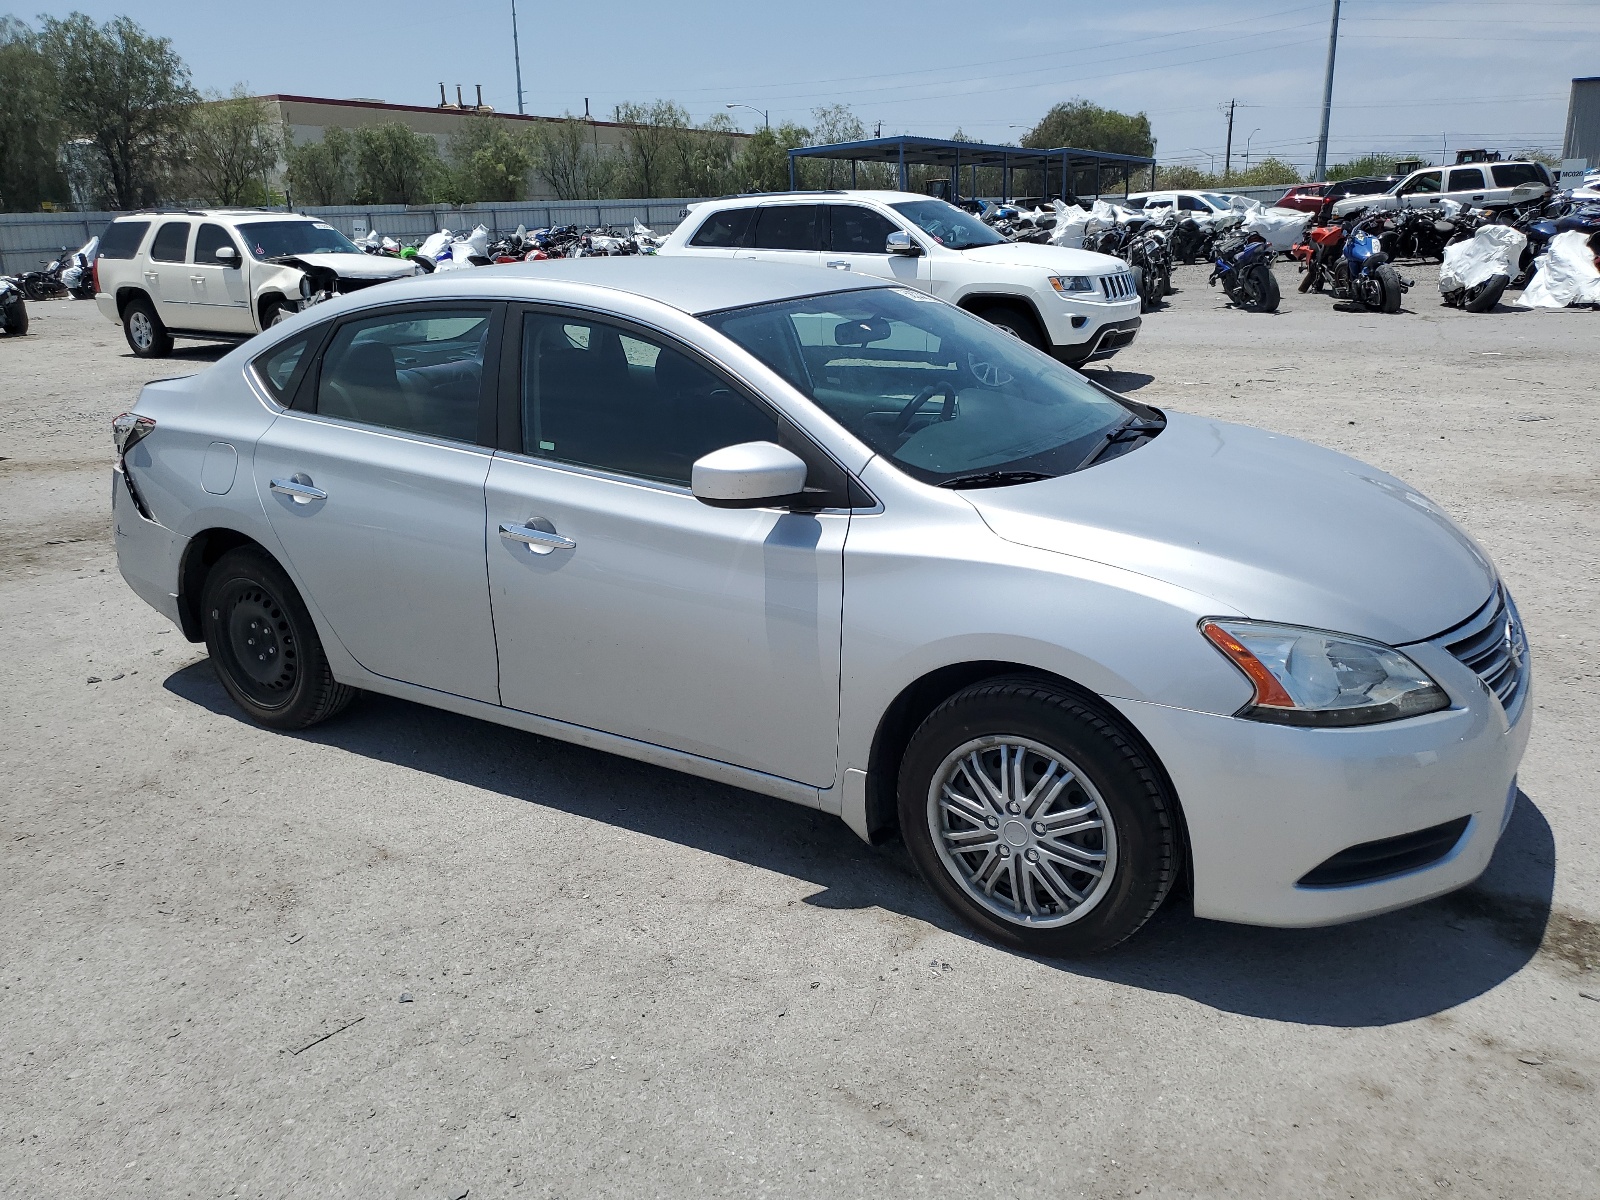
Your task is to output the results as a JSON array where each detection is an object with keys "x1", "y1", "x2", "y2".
[
  {"x1": 181, "y1": 86, "x2": 280, "y2": 206},
  {"x1": 284, "y1": 125, "x2": 355, "y2": 206},
  {"x1": 353, "y1": 122, "x2": 443, "y2": 205},
  {"x1": 1023, "y1": 100, "x2": 1154, "y2": 157},
  {"x1": 531, "y1": 115, "x2": 606, "y2": 200},
  {"x1": 444, "y1": 115, "x2": 538, "y2": 203},
  {"x1": 732, "y1": 121, "x2": 809, "y2": 193},
  {"x1": 1155, "y1": 163, "x2": 1214, "y2": 191},
  {"x1": 663, "y1": 111, "x2": 739, "y2": 197},
  {"x1": 613, "y1": 100, "x2": 690, "y2": 197},
  {"x1": 39, "y1": 13, "x2": 197, "y2": 209},
  {"x1": 1232, "y1": 156, "x2": 1301, "y2": 186},
  {"x1": 802, "y1": 103, "x2": 869, "y2": 188},
  {"x1": 0, "y1": 18, "x2": 69, "y2": 211},
  {"x1": 1325, "y1": 153, "x2": 1418, "y2": 182}
]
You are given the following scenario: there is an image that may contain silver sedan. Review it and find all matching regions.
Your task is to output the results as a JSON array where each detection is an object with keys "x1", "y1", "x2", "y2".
[{"x1": 111, "y1": 258, "x2": 1530, "y2": 954}]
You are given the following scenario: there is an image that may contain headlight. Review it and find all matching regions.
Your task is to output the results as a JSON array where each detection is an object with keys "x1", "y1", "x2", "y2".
[
  {"x1": 298, "y1": 275, "x2": 313, "y2": 299},
  {"x1": 1200, "y1": 619, "x2": 1449, "y2": 727},
  {"x1": 1049, "y1": 275, "x2": 1095, "y2": 294}
]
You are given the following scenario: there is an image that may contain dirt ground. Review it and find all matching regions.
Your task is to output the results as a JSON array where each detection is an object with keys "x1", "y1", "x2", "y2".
[{"x1": 2, "y1": 268, "x2": 1598, "y2": 1199}]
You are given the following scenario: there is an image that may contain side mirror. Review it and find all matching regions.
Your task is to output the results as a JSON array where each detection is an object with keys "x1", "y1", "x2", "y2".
[
  {"x1": 691, "y1": 441, "x2": 807, "y2": 509},
  {"x1": 215, "y1": 245, "x2": 240, "y2": 267},
  {"x1": 885, "y1": 231, "x2": 923, "y2": 257}
]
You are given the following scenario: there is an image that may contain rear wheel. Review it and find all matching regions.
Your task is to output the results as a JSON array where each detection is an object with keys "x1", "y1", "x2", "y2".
[
  {"x1": 1464, "y1": 274, "x2": 1509, "y2": 312},
  {"x1": 1374, "y1": 263, "x2": 1404, "y2": 313},
  {"x1": 201, "y1": 547, "x2": 355, "y2": 730},
  {"x1": 122, "y1": 294, "x2": 172, "y2": 358},
  {"x1": 1238, "y1": 264, "x2": 1281, "y2": 313},
  {"x1": 977, "y1": 305, "x2": 1046, "y2": 351},
  {"x1": 1, "y1": 295, "x2": 26, "y2": 335},
  {"x1": 898, "y1": 676, "x2": 1178, "y2": 956}
]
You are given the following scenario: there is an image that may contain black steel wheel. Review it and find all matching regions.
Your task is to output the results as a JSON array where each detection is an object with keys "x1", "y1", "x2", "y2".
[{"x1": 201, "y1": 547, "x2": 355, "y2": 730}]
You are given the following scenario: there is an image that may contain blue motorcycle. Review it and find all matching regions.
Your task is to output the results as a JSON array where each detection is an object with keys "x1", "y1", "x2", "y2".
[
  {"x1": 1207, "y1": 231, "x2": 1280, "y2": 312},
  {"x1": 1327, "y1": 213, "x2": 1408, "y2": 313}
]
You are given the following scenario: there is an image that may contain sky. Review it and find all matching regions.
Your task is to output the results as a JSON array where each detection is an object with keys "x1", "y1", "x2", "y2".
[{"x1": 18, "y1": 0, "x2": 1598, "y2": 173}]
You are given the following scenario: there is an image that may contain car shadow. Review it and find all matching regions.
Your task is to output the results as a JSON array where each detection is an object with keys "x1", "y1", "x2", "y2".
[
  {"x1": 120, "y1": 343, "x2": 232, "y2": 363},
  {"x1": 164, "y1": 661, "x2": 1558, "y2": 1028},
  {"x1": 1082, "y1": 367, "x2": 1154, "y2": 393}
]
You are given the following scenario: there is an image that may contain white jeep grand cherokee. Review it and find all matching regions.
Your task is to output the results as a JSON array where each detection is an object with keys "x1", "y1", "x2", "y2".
[
  {"x1": 658, "y1": 191, "x2": 1141, "y2": 365},
  {"x1": 93, "y1": 209, "x2": 420, "y2": 358}
]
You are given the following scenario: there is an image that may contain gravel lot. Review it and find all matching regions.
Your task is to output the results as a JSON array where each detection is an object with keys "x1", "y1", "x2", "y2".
[{"x1": 3, "y1": 269, "x2": 1598, "y2": 1198}]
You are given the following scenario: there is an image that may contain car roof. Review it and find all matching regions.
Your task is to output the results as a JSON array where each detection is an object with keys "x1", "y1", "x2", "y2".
[
  {"x1": 699, "y1": 190, "x2": 928, "y2": 207},
  {"x1": 353, "y1": 257, "x2": 890, "y2": 317}
]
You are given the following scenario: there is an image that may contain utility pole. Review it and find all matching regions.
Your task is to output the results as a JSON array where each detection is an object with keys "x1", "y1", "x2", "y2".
[
  {"x1": 1222, "y1": 99, "x2": 1237, "y2": 180},
  {"x1": 1313, "y1": 0, "x2": 1342, "y2": 181},
  {"x1": 511, "y1": 0, "x2": 526, "y2": 115}
]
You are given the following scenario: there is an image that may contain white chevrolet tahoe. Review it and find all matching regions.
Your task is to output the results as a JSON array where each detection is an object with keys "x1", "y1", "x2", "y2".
[
  {"x1": 1331, "y1": 161, "x2": 1555, "y2": 218},
  {"x1": 93, "y1": 209, "x2": 420, "y2": 358},
  {"x1": 658, "y1": 191, "x2": 1141, "y2": 365}
]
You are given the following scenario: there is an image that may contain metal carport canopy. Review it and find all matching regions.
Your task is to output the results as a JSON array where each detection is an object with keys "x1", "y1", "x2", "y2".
[{"x1": 785, "y1": 135, "x2": 1156, "y2": 202}]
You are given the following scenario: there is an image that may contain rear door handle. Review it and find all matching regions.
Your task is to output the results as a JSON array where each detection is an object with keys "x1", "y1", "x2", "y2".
[
  {"x1": 499, "y1": 520, "x2": 576, "y2": 554},
  {"x1": 269, "y1": 476, "x2": 327, "y2": 503},
  {"x1": 826, "y1": 260, "x2": 850, "y2": 270}
]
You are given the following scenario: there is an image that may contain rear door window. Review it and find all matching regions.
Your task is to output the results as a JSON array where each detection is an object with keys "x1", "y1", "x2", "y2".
[
  {"x1": 149, "y1": 221, "x2": 193, "y2": 263},
  {"x1": 253, "y1": 330, "x2": 319, "y2": 403},
  {"x1": 750, "y1": 205, "x2": 820, "y2": 251},
  {"x1": 97, "y1": 220, "x2": 150, "y2": 259},
  {"x1": 1447, "y1": 168, "x2": 1486, "y2": 191},
  {"x1": 688, "y1": 207, "x2": 754, "y2": 248},
  {"x1": 315, "y1": 308, "x2": 494, "y2": 444}
]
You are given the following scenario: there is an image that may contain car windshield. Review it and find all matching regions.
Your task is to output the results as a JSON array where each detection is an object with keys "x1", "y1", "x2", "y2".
[
  {"x1": 236, "y1": 220, "x2": 362, "y2": 260},
  {"x1": 889, "y1": 200, "x2": 1005, "y2": 250},
  {"x1": 702, "y1": 287, "x2": 1136, "y2": 486},
  {"x1": 1201, "y1": 193, "x2": 1233, "y2": 210}
]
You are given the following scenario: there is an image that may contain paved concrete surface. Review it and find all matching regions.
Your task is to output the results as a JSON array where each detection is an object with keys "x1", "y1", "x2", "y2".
[{"x1": 2, "y1": 272, "x2": 1598, "y2": 1199}]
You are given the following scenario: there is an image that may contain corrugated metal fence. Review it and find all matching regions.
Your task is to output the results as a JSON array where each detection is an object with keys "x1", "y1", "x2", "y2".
[{"x1": 0, "y1": 198, "x2": 700, "y2": 274}]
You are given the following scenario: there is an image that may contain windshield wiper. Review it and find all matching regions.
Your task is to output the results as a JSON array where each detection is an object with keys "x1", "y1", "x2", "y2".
[
  {"x1": 936, "y1": 470, "x2": 1055, "y2": 490},
  {"x1": 1077, "y1": 416, "x2": 1165, "y2": 469}
]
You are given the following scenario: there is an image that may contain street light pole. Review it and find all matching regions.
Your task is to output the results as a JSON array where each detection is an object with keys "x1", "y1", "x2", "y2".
[
  {"x1": 1313, "y1": 0, "x2": 1342, "y2": 181},
  {"x1": 725, "y1": 103, "x2": 770, "y2": 131},
  {"x1": 1244, "y1": 128, "x2": 1262, "y2": 172}
]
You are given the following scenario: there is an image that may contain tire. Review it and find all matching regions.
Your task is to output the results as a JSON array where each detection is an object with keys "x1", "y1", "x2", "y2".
[
  {"x1": 122, "y1": 294, "x2": 173, "y2": 358},
  {"x1": 977, "y1": 305, "x2": 1045, "y2": 351},
  {"x1": 263, "y1": 298, "x2": 294, "y2": 328},
  {"x1": 1374, "y1": 262, "x2": 1403, "y2": 314},
  {"x1": 1239, "y1": 264, "x2": 1280, "y2": 313},
  {"x1": 1, "y1": 296, "x2": 27, "y2": 335},
  {"x1": 897, "y1": 676, "x2": 1178, "y2": 956},
  {"x1": 1464, "y1": 274, "x2": 1509, "y2": 313},
  {"x1": 201, "y1": 546, "x2": 356, "y2": 730}
]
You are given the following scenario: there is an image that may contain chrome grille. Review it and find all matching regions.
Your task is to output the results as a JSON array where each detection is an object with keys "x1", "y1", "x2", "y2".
[
  {"x1": 1100, "y1": 272, "x2": 1135, "y2": 301},
  {"x1": 1436, "y1": 588, "x2": 1527, "y2": 715}
]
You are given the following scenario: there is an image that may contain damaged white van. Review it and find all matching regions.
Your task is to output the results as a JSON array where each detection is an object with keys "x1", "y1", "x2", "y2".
[{"x1": 93, "y1": 210, "x2": 421, "y2": 357}]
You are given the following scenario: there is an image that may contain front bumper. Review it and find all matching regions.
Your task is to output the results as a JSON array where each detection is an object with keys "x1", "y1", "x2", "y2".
[
  {"x1": 1110, "y1": 675, "x2": 1531, "y2": 927},
  {"x1": 113, "y1": 466, "x2": 186, "y2": 631},
  {"x1": 1054, "y1": 316, "x2": 1142, "y2": 365}
]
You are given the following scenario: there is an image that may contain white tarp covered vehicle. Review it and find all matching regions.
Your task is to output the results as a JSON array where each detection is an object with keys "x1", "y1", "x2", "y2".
[
  {"x1": 1516, "y1": 229, "x2": 1600, "y2": 309},
  {"x1": 1240, "y1": 206, "x2": 1311, "y2": 254},
  {"x1": 1439, "y1": 225, "x2": 1525, "y2": 312}
]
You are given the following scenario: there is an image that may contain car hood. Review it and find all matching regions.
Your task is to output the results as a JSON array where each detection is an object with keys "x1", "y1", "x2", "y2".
[
  {"x1": 963, "y1": 412, "x2": 1495, "y2": 645},
  {"x1": 955, "y1": 242, "x2": 1128, "y2": 274},
  {"x1": 269, "y1": 252, "x2": 416, "y2": 279}
]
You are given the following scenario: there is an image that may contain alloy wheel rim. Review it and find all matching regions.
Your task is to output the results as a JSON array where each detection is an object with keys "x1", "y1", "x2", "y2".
[
  {"x1": 926, "y1": 736, "x2": 1118, "y2": 929},
  {"x1": 130, "y1": 311, "x2": 152, "y2": 348}
]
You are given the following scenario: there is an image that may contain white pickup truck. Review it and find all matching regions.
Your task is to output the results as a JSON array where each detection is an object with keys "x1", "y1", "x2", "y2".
[
  {"x1": 1332, "y1": 161, "x2": 1555, "y2": 217},
  {"x1": 658, "y1": 190, "x2": 1142, "y2": 365}
]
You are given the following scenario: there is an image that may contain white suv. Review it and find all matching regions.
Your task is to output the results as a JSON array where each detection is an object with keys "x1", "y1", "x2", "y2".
[
  {"x1": 93, "y1": 210, "x2": 420, "y2": 358},
  {"x1": 1331, "y1": 161, "x2": 1555, "y2": 218},
  {"x1": 658, "y1": 191, "x2": 1141, "y2": 365}
]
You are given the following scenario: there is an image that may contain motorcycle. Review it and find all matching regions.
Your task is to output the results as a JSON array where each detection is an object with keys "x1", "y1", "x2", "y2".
[
  {"x1": 0, "y1": 274, "x2": 29, "y2": 335},
  {"x1": 1514, "y1": 194, "x2": 1600, "y2": 287},
  {"x1": 19, "y1": 251, "x2": 69, "y2": 301},
  {"x1": 1439, "y1": 225, "x2": 1525, "y2": 312},
  {"x1": 1299, "y1": 213, "x2": 1408, "y2": 312},
  {"x1": 1208, "y1": 230, "x2": 1279, "y2": 312}
]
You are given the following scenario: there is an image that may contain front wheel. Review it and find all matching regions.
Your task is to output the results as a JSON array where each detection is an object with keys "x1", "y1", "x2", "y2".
[
  {"x1": 1374, "y1": 262, "x2": 1404, "y2": 313},
  {"x1": 1464, "y1": 274, "x2": 1509, "y2": 313},
  {"x1": 898, "y1": 676, "x2": 1178, "y2": 956},
  {"x1": 201, "y1": 547, "x2": 356, "y2": 730},
  {"x1": 977, "y1": 305, "x2": 1046, "y2": 351},
  {"x1": 1, "y1": 295, "x2": 27, "y2": 335},
  {"x1": 1238, "y1": 264, "x2": 1280, "y2": 313}
]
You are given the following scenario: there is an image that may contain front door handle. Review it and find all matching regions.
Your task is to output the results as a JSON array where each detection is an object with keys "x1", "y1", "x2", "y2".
[
  {"x1": 269, "y1": 476, "x2": 327, "y2": 504},
  {"x1": 499, "y1": 520, "x2": 576, "y2": 554}
]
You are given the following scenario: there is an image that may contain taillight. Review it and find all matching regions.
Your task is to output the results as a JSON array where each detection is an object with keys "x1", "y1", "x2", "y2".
[
  {"x1": 92, "y1": 256, "x2": 100, "y2": 295},
  {"x1": 112, "y1": 412, "x2": 156, "y2": 460}
]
